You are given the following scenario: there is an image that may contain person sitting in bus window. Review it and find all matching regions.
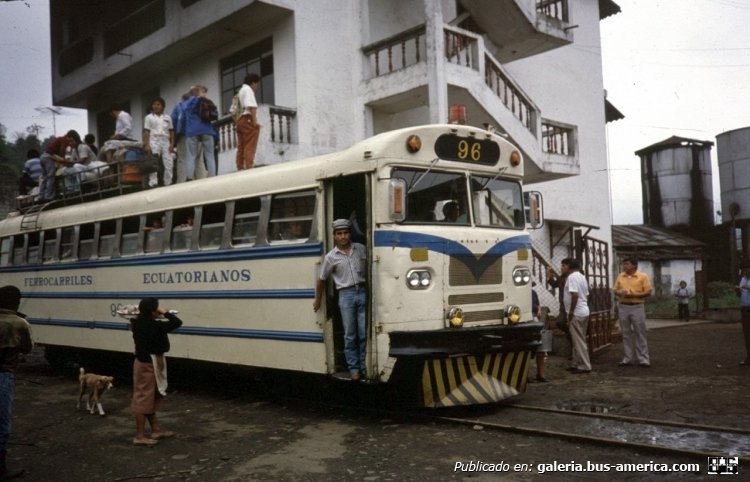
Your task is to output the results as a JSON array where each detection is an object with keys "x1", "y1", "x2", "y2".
[
  {"x1": 280, "y1": 221, "x2": 307, "y2": 240},
  {"x1": 443, "y1": 201, "x2": 459, "y2": 222},
  {"x1": 313, "y1": 219, "x2": 368, "y2": 381}
]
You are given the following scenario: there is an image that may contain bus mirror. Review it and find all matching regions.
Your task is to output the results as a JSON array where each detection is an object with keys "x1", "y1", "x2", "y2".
[
  {"x1": 389, "y1": 178, "x2": 406, "y2": 222},
  {"x1": 524, "y1": 191, "x2": 543, "y2": 229}
]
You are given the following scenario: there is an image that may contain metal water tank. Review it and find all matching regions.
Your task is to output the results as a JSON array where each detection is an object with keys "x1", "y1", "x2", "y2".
[
  {"x1": 634, "y1": 136, "x2": 714, "y2": 230},
  {"x1": 716, "y1": 127, "x2": 750, "y2": 224}
]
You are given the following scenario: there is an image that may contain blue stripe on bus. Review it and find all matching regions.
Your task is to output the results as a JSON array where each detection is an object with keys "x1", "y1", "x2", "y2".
[
  {"x1": 0, "y1": 243, "x2": 324, "y2": 273},
  {"x1": 27, "y1": 318, "x2": 324, "y2": 342},
  {"x1": 21, "y1": 289, "x2": 315, "y2": 299},
  {"x1": 373, "y1": 231, "x2": 530, "y2": 256}
]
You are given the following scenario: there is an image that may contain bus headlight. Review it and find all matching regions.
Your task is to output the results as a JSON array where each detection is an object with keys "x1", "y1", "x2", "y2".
[
  {"x1": 512, "y1": 267, "x2": 531, "y2": 286},
  {"x1": 447, "y1": 307, "x2": 464, "y2": 327},
  {"x1": 406, "y1": 269, "x2": 431, "y2": 289},
  {"x1": 505, "y1": 305, "x2": 522, "y2": 324}
]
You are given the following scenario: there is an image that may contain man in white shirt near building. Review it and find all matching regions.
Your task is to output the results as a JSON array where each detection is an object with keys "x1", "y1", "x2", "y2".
[
  {"x1": 110, "y1": 106, "x2": 134, "y2": 140},
  {"x1": 235, "y1": 73, "x2": 261, "y2": 170},
  {"x1": 143, "y1": 97, "x2": 175, "y2": 187},
  {"x1": 562, "y1": 257, "x2": 591, "y2": 373}
]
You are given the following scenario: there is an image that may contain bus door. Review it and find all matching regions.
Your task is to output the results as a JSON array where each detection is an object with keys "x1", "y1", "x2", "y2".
[{"x1": 325, "y1": 174, "x2": 371, "y2": 378}]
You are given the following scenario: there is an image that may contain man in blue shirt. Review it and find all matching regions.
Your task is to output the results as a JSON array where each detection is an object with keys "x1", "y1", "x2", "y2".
[{"x1": 180, "y1": 85, "x2": 217, "y2": 180}]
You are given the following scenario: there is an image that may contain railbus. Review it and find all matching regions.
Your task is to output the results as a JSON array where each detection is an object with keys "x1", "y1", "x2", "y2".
[{"x1": 0, "y1": 124, "x2": 543, "y2": 407}]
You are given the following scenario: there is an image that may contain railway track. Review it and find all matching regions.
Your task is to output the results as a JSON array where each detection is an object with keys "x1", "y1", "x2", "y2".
[{"x1": 432, "y1": 403, "x2": 750, "y2": 463}]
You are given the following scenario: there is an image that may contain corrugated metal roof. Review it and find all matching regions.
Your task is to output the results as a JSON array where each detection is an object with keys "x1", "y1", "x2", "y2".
[
  {"x1": 599, "y1": 0, "x2": 621, "y2": 20},
  {"x1": 605, "y1": 97, "x2": 624, "y2": 123},
  {"x1": 612, "y1": 225, "x2": 705, "y2": 248},
  {"x1": 634, "y1": 135, "x2": 713, "y2": 156}
]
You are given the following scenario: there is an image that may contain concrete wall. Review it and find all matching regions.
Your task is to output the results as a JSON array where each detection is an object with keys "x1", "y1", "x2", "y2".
[{"x1": 504, "y1": 1, "x2": 613, "y2": 252}]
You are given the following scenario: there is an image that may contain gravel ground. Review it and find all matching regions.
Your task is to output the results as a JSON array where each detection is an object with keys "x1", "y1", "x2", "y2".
[{"x1": 6, "y1": 319, "x2": 748, "y2": 481}]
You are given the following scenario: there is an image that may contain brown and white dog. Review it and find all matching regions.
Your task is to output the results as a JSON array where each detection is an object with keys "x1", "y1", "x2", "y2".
[{"x1": 77, "y1": 367, "x2": 114, "y2": 416}]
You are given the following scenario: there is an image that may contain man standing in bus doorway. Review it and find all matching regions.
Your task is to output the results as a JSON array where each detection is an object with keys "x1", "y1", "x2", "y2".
[
  {"x1": 235, "y1": 73, "x2": 261, "y2": 170},
  {"x1": 313, "y1": 219, "x2": 368, "y2": 381},
  {"x1": 613, "y1": 258, "x2": 653, "y2": 367},
  {"x1": 561, "y1": 258, "x2": 591, "y2": 374},
  {"x1": 0, "y1": 285, "x2": 33, "y2": 480}
]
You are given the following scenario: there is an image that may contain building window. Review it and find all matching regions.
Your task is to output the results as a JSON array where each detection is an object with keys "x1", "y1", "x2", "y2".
[{"x1": 220, "y1": 37, "x2": 274, "y2": 113}]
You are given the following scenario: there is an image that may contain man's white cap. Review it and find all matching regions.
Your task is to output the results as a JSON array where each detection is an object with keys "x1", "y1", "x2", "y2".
[{"x1": 332, "y1": 219, "x2": 351, "y2": 231}]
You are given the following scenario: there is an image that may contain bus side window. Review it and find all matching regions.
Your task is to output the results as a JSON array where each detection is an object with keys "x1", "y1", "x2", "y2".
[
  {"x1": 79, "y1": 223, "x2": 95, "y2": 260},
  {"x1": 269, "y1": 190, "x2": 315, "y2": 242},
  {"x1": 172, "y1": 208, "x2": 194, "y2": 251},
  {"x1": 99, "y1": 220, "x2": 117, "y2": 258},
  {"x1": 199, "y1": 202, "x2": 226, "y2": 250},
  {"x1": 43, "y1": 229, "x2": 58, "y2": 263},
  {"x1": 12, "y1": 234, "x2": 25, "y2": 265},
  {"x1": 121, "y1": 216, "x2": 140, "y2": 256},
  {"x1": 61, "y1": 227, "x2": 75, "y2": 261},
  {"x1": 0, "y1": 237, "x2": 9, "y2": 266},
  {"x1": 27, "y1": 232, "x2": 40, "y2": 264},
  {"x1": 232, "y1": 198, "x2": 260, "y2": 246},
  {"x1": 144, "y1": 213, "x2": 165, "y2": 253}
]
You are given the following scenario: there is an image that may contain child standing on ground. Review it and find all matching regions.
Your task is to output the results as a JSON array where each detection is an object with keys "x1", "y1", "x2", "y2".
[
  {"x1": 674, "y1": 280, "x2": 690, "y2": 322},
  {"x1": 143, "y1": 97, "x2": 175, "y2": 188}
]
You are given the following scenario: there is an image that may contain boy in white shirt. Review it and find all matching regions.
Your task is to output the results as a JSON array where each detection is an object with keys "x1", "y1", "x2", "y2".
[
  {"x1": 143, "y1": 97, "x2": 175, "y2": 187},
  {"x1": 562, "y1": 257, "x2": 591, "y2": 373}
]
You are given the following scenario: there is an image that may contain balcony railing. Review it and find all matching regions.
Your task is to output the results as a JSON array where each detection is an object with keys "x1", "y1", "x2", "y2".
[
  {"x1": 363, "y1": 24, "x2": 426, "y2": 78},
  {"x1": 536, "y1": 0, "x2": 569, "y2": 22},
  {"x1": 103, "y1": 0, "x2": 165, "y2": 57},
  {"x1": 214, "y1": 105, "x2": 297, "y2": 155},
  {"x1": 541, "y1": 120, "x2": 575, "y2": 156},
  {"x1": 484, "y1": 53, "x2": 536, "y2": 135},
  {"x1": 444, "y1": 26, "x2": 478, "y2": 70},
  {"x1": 58, "y1": 36, "x2": 94, "y2": 76}
]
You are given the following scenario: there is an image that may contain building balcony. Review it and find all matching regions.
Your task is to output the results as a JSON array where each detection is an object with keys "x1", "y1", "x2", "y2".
[
  {"x1": 214, "y1": 105, "x2": 298, "y2": 173},
  {"x1": 456, "y1": 0, "x2": 573, "y2": 63},
  {"x1": 362, "y1": 24, "x2": 579, "y2": 183}
]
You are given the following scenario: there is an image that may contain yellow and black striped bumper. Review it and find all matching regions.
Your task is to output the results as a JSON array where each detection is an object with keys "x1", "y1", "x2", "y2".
[{"x1": 421, "y1": 351, "x2": 532, "y2": 407}]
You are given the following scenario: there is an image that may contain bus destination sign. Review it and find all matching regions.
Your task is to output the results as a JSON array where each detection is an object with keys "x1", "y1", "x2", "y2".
[{"x1": 434, "y1": 134, "x2": 500, "y2": 166}]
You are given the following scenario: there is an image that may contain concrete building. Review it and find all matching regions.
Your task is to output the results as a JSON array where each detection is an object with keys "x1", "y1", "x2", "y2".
[{"x1": 50, "y1": 0, "x2": 620, "y2": 338}]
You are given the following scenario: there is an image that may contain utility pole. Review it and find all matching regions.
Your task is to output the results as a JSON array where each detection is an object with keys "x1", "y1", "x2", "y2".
[{"x1": 35, "y1": 106, "x2": 63, "y2": 135}]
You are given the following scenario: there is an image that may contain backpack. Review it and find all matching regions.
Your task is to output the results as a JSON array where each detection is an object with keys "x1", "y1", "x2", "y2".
[
  {"x1": 198, "y1": 97, "x2": 218, "y2": 123},
  {"x1": 229, "y1": 94, "x2": 242, "y2": 123}
]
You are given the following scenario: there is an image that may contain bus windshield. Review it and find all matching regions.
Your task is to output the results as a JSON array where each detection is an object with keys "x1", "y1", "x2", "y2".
[
  {"x1": 393, "y1": 168, "x2": 469, "y2": 224},
  {"x1": 392, "y1": 168, "x2": 525, "y2": 229},
  {"x1": 470, "y1": 175, "x2": 525, "y2": 229}
]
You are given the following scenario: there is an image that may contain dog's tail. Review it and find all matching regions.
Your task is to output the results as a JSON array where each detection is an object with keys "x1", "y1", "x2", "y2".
[{"x1": 79, "y1": 367, "x2": 85, "y2": 380}]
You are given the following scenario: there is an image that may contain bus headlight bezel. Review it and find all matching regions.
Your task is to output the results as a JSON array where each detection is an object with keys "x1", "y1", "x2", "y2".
[
  {"x1": 406, "y1": 269, "x2": 431, "y2": 289},
  {"x1": 505, "y1": 305, "x2": 522, "y2": 324},
  {"x1": 447, "y1": 307, "x2": 464, "y2": 327},
  {"x1": 512, "y1": 267, "x2": 531, "y2": 286}
]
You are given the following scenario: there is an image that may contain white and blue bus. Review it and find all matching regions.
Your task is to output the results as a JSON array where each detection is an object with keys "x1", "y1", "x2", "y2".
[{"x1": 0, "y1": 124, "x2": 542, "y2": 407}]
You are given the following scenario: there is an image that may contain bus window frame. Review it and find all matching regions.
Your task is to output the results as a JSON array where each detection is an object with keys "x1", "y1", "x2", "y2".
[
  {"x1": 42, "y1": 228, "x2": 59, "y2": 264},
  {"x1": 60, "y1": 225, "x2": 77, "y2": 261},
  {"x1": 0, "y1": 237, "x2": 10, "y2": 266}
]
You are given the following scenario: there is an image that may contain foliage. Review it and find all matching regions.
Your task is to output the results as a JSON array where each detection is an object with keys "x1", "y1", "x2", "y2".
[
  {"x1": 645, "y1": 281, "x2": 740, "y2": 318},
  {"x1": 0, "y1": 122, "x2": 43, "y2": 186}
]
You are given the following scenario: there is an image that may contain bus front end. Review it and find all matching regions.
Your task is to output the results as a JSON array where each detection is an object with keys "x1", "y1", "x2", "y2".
[{"x1": 370, "y1": 126, "x2": 542, "y2": 407}]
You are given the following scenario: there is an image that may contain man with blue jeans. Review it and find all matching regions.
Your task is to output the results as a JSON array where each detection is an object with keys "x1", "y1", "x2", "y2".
[
  {"x1": 177, "y1": 85, "x2": 217, "y2": 180},
  {"x1": 0, "y1": 285, "x2": 33, "y2": 480},
  {"x1": 313, "y1": 219, "x2": 367, "y2": 381}
]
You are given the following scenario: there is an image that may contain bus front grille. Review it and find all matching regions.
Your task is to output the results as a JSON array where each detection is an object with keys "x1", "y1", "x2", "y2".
[
  {"x1": 449, "y1": 255, "x2": 502, "y2": 286},
  {"x1": 448, "y1": 293, "x2": 504, "y2": 305}
]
